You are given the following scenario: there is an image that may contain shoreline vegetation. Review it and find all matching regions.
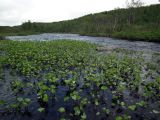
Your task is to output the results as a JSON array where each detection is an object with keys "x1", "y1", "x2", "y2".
[
  {"x1": 0, "y1": 2, "x2": 160, "y2": 119},
  {"x1": 0, "y1": 40, "x2": 160, "y2": 119},
  {"x1": 0, "y1": 4, "x2": 160, "y2": 42}
]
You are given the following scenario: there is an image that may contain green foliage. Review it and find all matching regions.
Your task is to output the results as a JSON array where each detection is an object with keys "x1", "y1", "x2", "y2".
[
  {"x1": 136, "y1": 101, "x2": 146, "y2": 107},
  {"x1": 0, "y1": 100, "x2": 6, "y2": 105},
  {"x1": 70, "y1": 91, "x2": 81, "y2": 101},
  {"x1": 0, "y1": 40, "x2": 159, "y2": 119},
  {"x1": 0, "y1": 4, "x2": 160, "y2": 41},
  {"x1": 74, "y1": 106, "x2": 81, "y2": 115},
  {"x1": 58, "y1": 107, "x2": 65, "y2": 113},
  {"x1": 38, "y1": 107, "x2": 45, "y2": 112},
  {"x1": 81, "y1": 112, "x2": 87, "y2": 120},
  {"x1": 116, "y1": 116, "x2": 123, "y2": 120},
  {"x1": 100, "y1": 86, "x2": 108, "y2": 90},
  {"x1": 17, "y1": 97, "x2": 31, "y2": 107},
  {"x1": 128, "y1": 105, "x2": 136, "y2": 111}
]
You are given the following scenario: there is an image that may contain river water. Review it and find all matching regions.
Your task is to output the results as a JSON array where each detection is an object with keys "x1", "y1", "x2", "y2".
[{"x1": 7, "y1": 33, "x2": 160, "y2": 52}]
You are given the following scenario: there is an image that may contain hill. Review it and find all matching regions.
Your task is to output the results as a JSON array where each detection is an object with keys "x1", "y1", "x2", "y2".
[{"x1": 0, "y1": 4, "x2": 160, "y2": 42}]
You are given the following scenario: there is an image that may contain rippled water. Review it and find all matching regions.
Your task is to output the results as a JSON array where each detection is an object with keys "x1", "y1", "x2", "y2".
[{"x1": 7, "y1": 33, "x2": 160, "y2": 52}]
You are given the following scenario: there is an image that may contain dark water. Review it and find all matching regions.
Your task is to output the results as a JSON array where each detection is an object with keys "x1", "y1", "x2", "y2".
[
  {"x1": 7, "y1": 33, "x2": 160, "y2": 52},
  {"x1": 2, "y1": 33, "x2": 160, "y2": 120}
]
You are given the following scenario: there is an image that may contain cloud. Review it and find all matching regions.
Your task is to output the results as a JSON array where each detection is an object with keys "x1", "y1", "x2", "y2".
[
  {"x1": 0, "y1": 0, "x2": 34, "y2": 26},
  {"x1": 0, "y1": 0, "x2": 159, "y2": 26}
]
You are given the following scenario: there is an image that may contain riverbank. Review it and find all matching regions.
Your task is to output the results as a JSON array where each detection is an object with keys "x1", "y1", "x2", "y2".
[
  {"x1": 80, "y1": 30, "x2": 160, "y2": 43},
  {"x1": 3, "y1": 30, "x2": 160, "y2": 43}
]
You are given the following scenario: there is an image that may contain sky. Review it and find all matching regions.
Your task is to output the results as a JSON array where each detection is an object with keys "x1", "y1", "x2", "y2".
[{"x1": 0, "y1": 0, "x2": 159, "y2": 26}]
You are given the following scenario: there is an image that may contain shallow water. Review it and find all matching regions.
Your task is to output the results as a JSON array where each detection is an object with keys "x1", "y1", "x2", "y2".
[
  {"x1": 2, "y1": 34, "x2": 160, "y2": 120},
  {"x1": 7, "y1": 33, "x2": 160, "y2": 52}
]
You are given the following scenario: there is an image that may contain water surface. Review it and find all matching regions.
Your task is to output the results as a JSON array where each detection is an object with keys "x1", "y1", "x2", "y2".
[
  {"x1": 1, "y1": 34, "x2": 160, "y2": 120},
  {"x1": 7, "y1": 33, "x2": 160, "y2": 52}
]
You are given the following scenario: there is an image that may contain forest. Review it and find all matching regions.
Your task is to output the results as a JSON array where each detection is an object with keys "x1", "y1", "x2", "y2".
[{"x1": 0, "y1": 4, "x2": 160, "y2": 42}]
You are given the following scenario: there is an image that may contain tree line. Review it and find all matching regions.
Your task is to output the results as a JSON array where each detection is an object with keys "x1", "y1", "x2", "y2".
[{"x1": 0, "y1": 2, "x2": 160, "y2": 41}]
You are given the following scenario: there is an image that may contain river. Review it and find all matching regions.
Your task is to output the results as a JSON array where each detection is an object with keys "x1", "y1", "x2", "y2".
[{"x1": 6, "y1": 33, "x2": 160, "y2": 52}]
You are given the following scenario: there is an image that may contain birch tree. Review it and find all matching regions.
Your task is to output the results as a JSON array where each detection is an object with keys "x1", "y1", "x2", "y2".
[{"x1": 126, "y1": 0, "x2": 144, "y2": 25}]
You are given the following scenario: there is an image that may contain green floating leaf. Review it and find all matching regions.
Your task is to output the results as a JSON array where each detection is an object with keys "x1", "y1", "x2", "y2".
[
  {"x1": 102, "y1": 108, "x2": 110, "y2": 114},
  {"x1": 74, "y1": 106, "x2": 81, "y2": 115},
  {"x1": 136, "y1": 101, "x2": 146, "y2": 107},
  {"x1": 153, "y1": 110, "x2": 160, "y2": 114},
  {"x1": 0, "y1": 100, "x2": 6, "y2": 105},
  {"x1": 95, "y1": 99, "x2": 99, "y2": 106},
  {"x1": 123, "y1": 114, "x2": 131, "y2": 119},
  {"x1": 24, "y1": 98, "x2": 31, "y2": 103},
  {"x1": 43, "y1": 94, "x2": 49, "y2": 102},
  {"x1": 70, "y1": 91, "x2": 80, "y2": 101},
  {"x1": 64, "y1": 96, "x2": 70, "y2": 102},
  {"x1": 156, "y1": 76, "x2": 160, "y2": 83},
  {"x1": 17, "y1": 97, "x2": 23, "y2": 102},
  {"x1": 38, "y1": 107, "x2": 45, "y2": 112},
  {"x1": 58, "y1": 107, "x2": 65, "y2": 113},
  {"x1": 10, "y1": 104, "x2": 18, "y2": 108},
  {"x1": 115, "y1": 116, "x2": 123, "y2": 120},
  {"x1": 128, "y1": 105, "x2": 136, "y2": 111},
  {"x1": 101, "y1": 86, "x2": 108, "y2": 90},
  {"x1": 120, "y1": 102, "x2": 125, "y2": 107},
  {"x1": 96, "y1": 112, "x2": 100, "y2": 116},
  {"x1": 81, "y1": 112, "x2": 87, "y2": 119}
]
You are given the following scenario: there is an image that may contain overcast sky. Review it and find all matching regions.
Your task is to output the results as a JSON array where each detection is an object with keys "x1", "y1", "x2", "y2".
[{"x1": 0, "y1": 0, "x2": 159, "y2": 26}]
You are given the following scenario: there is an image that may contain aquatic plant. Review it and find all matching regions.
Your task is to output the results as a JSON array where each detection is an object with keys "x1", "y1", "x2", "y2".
[{"x1": 0, "y1": 40, "x2": 159, "y2": 120}]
